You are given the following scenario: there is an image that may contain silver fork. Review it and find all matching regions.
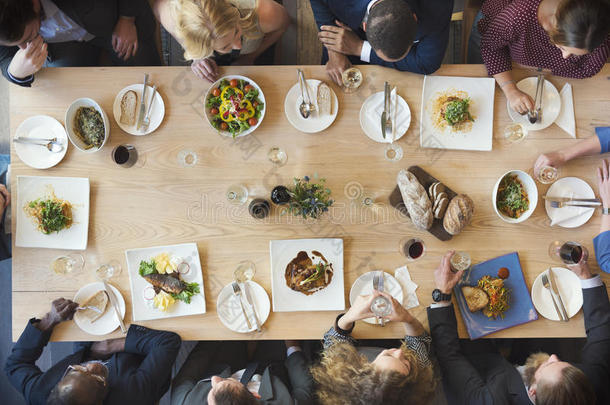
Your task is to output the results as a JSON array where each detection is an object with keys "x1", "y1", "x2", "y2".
[
  {"x1": 232, "y1": 282, "x2": 252, "y2": 330},
  {"x1": 384, "y1": 84, "x2": 393, "y2": 137},
  {"x1": 372, "y1": 272, "x2": 385, "y2": 326},
  {"x1": 541, "y1": 272, "x2": 565, "y2": 321},
  {"x1": 77, "y1": 305, "x2": 102, "y2": 314},
  {"x1": 549, "y1": 200, "x2": 601, "y2": 208}
]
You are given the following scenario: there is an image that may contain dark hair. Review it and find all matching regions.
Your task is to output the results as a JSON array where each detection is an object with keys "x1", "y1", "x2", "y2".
[
  {"x1": 366, "y1": 0, "x2": 417, "y2": 60},
  {"x1": 213, "y1": 383, "x2": 258, "y2": 405},
  {"x1": 0, "y1": 0, "x2": 37, "y2": 43},
  {"x1": 47, "y1": 373, "x2": 106, "y2": 405},
  {"x1": 551, "y1": 0, "x2": 610, "y2": 52},
  {"x1": 535, "y1": 364, "x2": 596, "y2": 405}
]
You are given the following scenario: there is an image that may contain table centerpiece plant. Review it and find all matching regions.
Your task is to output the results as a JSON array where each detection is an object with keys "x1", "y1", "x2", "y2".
[{"x1": 287, "y1": 175, "x2": 334, "y2": 219}]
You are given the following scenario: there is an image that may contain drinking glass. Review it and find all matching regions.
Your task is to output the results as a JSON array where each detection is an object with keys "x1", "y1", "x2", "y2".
[
  {"x1": 50, "y1": 253, "x2": 84, "y2": 275},
  {"x1": 450, "y1": 251, "x2": 471, "y2": 273},
  {"x1": 178, "y1": 149, "x2": 198, "y2": 167},
  {"x1": 503, "y1": 123, "x2": 528, "y2": 143},
  {"x1": 234, "y1": 260, "x2": 256, "y2": 282},
  {"x1": 548, "y1": 240, "x2": 587, "y2": 265},
  {"x1": 226, "y1": 184, "x2": 248, "y2": 205},
  {"x1": 384, "y1": 143, "x2": 403, "y2": 162},
  {"x1": 341, "y1": 67, "x2": 363, "y2": 93},
  {"x1": 95, "y1": 260, "x2": 122, "y2": 280},
  {"x1": 112, "y1": 144, "x2": 138, "y2": 167},
  {"x1": 536, "y1": 166, "x2": 559, "y2": 184},
  {"x1": 370, "y1": 295, "x2": 392, "y2": 327},
  {"x1": 268, "y1": 147, "x2": 287, "y2": 166},
  {"x1": 399, "y1": 238, "x2": 425, "y2": 261}
]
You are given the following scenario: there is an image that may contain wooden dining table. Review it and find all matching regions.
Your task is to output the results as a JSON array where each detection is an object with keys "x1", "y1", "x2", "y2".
[{"x1": 10, "y1": 64, "x2": 610, "y2": 342}]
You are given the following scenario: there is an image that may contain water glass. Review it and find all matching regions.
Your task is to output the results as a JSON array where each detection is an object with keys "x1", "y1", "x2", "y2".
[
  {"x1": 370, "y1": 295, "x2": 392, "y2": 326},
  {"x1": 234, "y1": 260, "x2": 256, "y2": 282},
  {"x1": 50, "y1": 253, "x2": 84, "y2": 275},
  {"x1": 536, "y1": 166, "x2": 559, "y2": 184},
  {"x1": 226, "y1": 184, "x2": 248, "y2": 205},
  {"x1": 95, "y1": 260, "x2": 122, "y2": 280},
  {"x1": 268, "y1": 147, "x2": 287, "y2": 166},
  {"x1": 450, "y1": 251, "x2": 471, "y2": 273},
  {"x1": 503, "y1": 123, "x2": 528, "y2": 143},
  {"x1": 178, "y1": 149, "x2": 198, "y2": 167},
  {"x1": 384, "y1": 143, "x2": 403, "y2": 162}
]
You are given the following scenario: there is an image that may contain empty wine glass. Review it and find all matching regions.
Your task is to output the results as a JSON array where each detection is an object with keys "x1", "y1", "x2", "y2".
[
  {"x1": 234, "y1": 260, "x2": 256, "y2": 282},
  {"x1": 50, "y1": 253, "x2": 84, "y2": 275},
  {"x1": 536, "y1": 166, "x2": 559, "y2": 184},
  {"x1": 95, "y1": 260, "x2": 122, "y2": 280},
  {"x1": 503, "y1": 123, "x2": 528, "y2": 143},
  {"x1": 226, "y1": 184, "x2": 248, "y2": 205},
  {"x1": 384, "y1": 143, "x2": 403, "y2": 162},
  {"x1": 178, "y1": 149, "x2": 198, "y2": 167},
  {"x1": 370, "y1": 295, "x2": 392, "y2": 327},
  {"x1": 268, "y1": 147, "x2": 287, "y2": 166}
]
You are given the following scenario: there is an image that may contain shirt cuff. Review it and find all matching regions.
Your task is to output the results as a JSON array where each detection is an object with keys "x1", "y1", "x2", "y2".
[
  {"x1": 430, "y1": 301, "x2": 452, "y2": 308},
  {"x1": 7, "y1": 71, "x2": 33, "y2": 84},
  {"x1": 360, "y1": 41, "x2": 372, "y2": 63},
  {"x1": 334, "y1": 313, "x2": 355, "y2": 335},
  {"x1": 580, "y1": 275, "x2": 603, "y2": 289},
  {"x1": 286, "y1": 346, "x2": 302, "y2": 357}
]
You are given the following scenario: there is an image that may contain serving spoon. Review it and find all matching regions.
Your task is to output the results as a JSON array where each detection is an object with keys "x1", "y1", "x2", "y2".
[{"x1": 13, "y1": 137, "x2": 64, "y2": 153}]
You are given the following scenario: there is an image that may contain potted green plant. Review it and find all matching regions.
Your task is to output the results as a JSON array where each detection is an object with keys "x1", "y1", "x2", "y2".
[{"x1": 287, "y1": 176, "x2": 334, "y2": 219}]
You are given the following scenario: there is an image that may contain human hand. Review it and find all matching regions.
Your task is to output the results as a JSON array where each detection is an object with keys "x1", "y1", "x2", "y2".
[
  {"x1": 90, "y1": 338, "x2": 126, "y2": 360},
  {"x1": 342, "y1": 292, "x2": 379, "y2": 324},
  {"x1": 434, "y1": 251, "x2": 463, "y2": 295},
  {"x1": 112, "y1": 16, "x2": 138, "y2": 60},
  {"x1": 325, "y1": 50, "x2": 351, "y2": 86},
  {"x1": 8, "y1": 35, "x2": 47, "y2": 79},
  {"x1": 191, "y1": 58, "x2": 218, "y2": 82},
  {"x1": 505, "y1": 85, "x2": 535, "y2": 115},
  {"x1": 534, "y1": 151, "x2": 567, "y2": 178},
  {"x1": 381, "y1": 292, "x2": 413, "y2": 323},
  {"x1": 318, "y1": 20, "x2": 363, "y2": 57},
  {"x1": 597, "y1": 159, "x2": 610, "y2": 208},
  {"x1": 0, "y1": 184, "x2": 10, "y2": 218},
  {"x1": 36, "y1": 298, "x2": 78, "y2": 332},
  {"x1": 567, "y1": 251, "x2": 594, "y2": 280}
]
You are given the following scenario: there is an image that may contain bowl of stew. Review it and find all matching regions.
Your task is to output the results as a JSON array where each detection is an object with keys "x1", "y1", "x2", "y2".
[{"x1": 493, "y1": 170, "x2": 538, "y2": 224}]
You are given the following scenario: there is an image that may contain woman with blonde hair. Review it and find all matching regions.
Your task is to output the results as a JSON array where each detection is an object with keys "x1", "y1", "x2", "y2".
[
  {"x1": 311, "y1": 291, "x2": 437, "y2": 405},
  {"x1": 153, "y1": 0, "x2": 289, "y2": 81}
]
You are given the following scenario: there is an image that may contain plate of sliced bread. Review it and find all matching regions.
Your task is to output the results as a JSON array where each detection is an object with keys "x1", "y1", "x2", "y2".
[
  {"x1": 284, "y1": 79, "x2": 338, "y2": 133},
  {"x1": 73, "y1": 282, "x2": 125, "y2": 335},
  {"x1": 113, "y1": 84, "x2": 165, "y2": 135}
]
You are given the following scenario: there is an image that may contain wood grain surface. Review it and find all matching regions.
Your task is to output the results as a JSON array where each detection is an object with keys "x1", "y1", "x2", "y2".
[{"x1": 9, "y1": 64, "x2": 610, "y2": 342}]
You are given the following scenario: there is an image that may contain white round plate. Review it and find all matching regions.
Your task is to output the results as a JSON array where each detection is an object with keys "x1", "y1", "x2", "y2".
[
  {"x1": 507, "y1": 77, "x2": 560, "y2": 131},
  {"x1": 113, "y1": 84, "x2": 165, "y2": 135},
  {"x1": 217, "y1": 280, "x2": 270, "y2": 333},
  {"x1": 14, "y1": 115, "x2": 68, "y2": 169},
  {"x1": 349, "y1": 271, "x2": 404, "y2": 325},
  {"x1": 65, "y1": 98, "x2": 110, "y2": 153},
  {"x1": 544, "y1": 177, "x2": 595, "y2": 228},
  {"x1": 73, "y1": 282, "x2": 125, "y2": 336},
  {"x1": 284, "y1": 79, "x2": 338, "y2": 133},
  {"x1": 203, "y1": 75, "x2": 266, "y2": 138},
  {"x1": 359, "y1": 91, "x2": 411, "y2": 143},
  {"x1": 531, "y1": 267, "x2": 583, "y2": 321}
]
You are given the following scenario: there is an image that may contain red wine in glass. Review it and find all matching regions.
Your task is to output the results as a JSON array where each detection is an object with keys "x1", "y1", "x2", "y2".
[
  {"x1": 399, "y1": 238, "x2": 425, "y2": 261},
  {"x1": 112, "y1": 144, "x2": 137, "y2": 167},
  {"x1": 559, "y1": 242, "x2": 584, "y2": 265}
]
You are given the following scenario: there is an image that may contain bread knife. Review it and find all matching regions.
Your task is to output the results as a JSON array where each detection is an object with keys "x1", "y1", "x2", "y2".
[
  {"x1": 136, "y1": 73, "x2": 148, "y2": 130},
  {"x1": 548, "y1": 269, "x2": 569, "y2": 322},
  {"x1": 103, "y1": 281, "x2": 126, "y2": 333}
]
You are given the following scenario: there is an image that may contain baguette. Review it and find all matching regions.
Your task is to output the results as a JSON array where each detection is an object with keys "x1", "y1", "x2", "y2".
[
  {"x1": 397, "y1": 169, "x2": 433, "y2": 230},
  {"x1": 443, "y1": 194, "x2": 475, "y2": 235},
  {"x1": 120, "y1": 90, "x2": 138, "y2": 126},
  {"x1": 317, "y1": 82, "x2": 332, "y2": 116}
]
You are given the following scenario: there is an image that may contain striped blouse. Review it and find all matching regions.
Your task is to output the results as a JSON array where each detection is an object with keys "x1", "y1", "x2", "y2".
[{"x1": 479, "y1": 0, "x2": 610, "y2": 78}]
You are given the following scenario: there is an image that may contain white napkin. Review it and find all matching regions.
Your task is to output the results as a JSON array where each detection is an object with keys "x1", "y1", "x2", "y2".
[
  {"x1": 555, "y1": 83, "x2": 576, "y2": 138},
  {"x1": 390, "y1": 87, "x2": 397, "y2": 142},
  {"x1": 394, "y1": 265, "x2": 419, "y2": 309},
  {"x1": 549, "y1": 188, "x2": 590, "y2": 226}
]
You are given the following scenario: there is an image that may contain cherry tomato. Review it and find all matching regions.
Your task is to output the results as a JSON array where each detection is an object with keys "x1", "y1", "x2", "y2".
[
  {"x1": 244, "y1": 84, "x2": 254, "y2": 92},
  {"x1": 248, "y1": 117, "x2": 257, "y2": 126},
  {"x1": 211, "y1": 88, "x2": 220, "y2": 97},
  {"x1": 220, "y1": 122, "x2": 229, "y2": 130},
  {"x1": 210, "y1": 107, "x2": 219, "y2": 115},
  {"x1": 229, "y1": 79, "x2": 238, "y2": 87},
  {"x1": 252, "y1": 101, "x2": 259, "y2": 108}
]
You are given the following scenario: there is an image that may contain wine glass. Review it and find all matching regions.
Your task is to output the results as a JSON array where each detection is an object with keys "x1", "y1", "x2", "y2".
[
  {"x1": 341, "y1": 67, "x2": 363, "y2": 93},
  {"x1": 536, "y1": 166, "x2": 559, "y2": 184},
  {"x1": 50, "y1": 253, "x2": 84, "y2": 275},
  {"x1": 95, "y1": 260, "x2": 122, "y2": 280},
  {"x1": 503, "y1": 123, "x2": 528, "y2": 143},
  {"x1": 178, "y1": 149, "x2": 198, "y2": 167},
  {"x1": 268, "y1": 147, "x2": 287, "y2": 166},
  {"x1": 226, "y1": 184, "x2": 248, "y2": 205},
  {"x1": 384, "y1": 143, "x2": 403, "y2": 162},
  {"x1": 370, "y1": 295, "x2": 392, "y2": 327},
  {"x1": 450, "y1": 251, "x2": 471, "y2": 273},
  {"x1": 234, "y1": 260, "x2": 256, "y2": 282},
  {"x1": 548, "y1": 241, "x2": 587, "y2": 265},
  {"x1": 399, "y1": 238, "x2": 425, "y2": 261}
]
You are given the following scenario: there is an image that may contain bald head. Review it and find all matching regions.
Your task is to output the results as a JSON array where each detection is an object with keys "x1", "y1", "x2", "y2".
[{"x1": 47, "y1": 362, "x2": 108, "y2": 405}]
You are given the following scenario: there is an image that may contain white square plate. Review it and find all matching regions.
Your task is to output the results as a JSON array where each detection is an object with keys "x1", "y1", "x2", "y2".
[
  {"x1": 126, "y1": 242, "x2": 206, "y2": 321},
  {"x1": 270, "y1": 238, "x2": 344, "y2": 312},
  {"x1": 420, "y1": 75, "x2": 495, "y2": 151},
  {"x1": 16, "y1": 175, "x2": 89, "y2": 249}
]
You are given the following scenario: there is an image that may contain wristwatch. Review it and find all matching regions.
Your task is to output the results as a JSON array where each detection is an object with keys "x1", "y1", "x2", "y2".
[
  {"x1": 603, "y1": 208, "x2": 610, "y2": 215},
  {"x1": 432, "y1": 289, "x2": 452, "y2": 302}
]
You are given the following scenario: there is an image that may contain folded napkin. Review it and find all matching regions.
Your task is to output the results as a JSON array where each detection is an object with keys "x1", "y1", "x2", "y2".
[
  {"x1": 555, "y1": 83, "x2": 576, "y2": 138},
  {"x1": 394, "y1": 265, "x2": 419, "y2": 309},
  {"x1": 390, "y1": 87, "x2": 397, "y2": 142},
  {"x1": 549, "y1": 188, "x2": 591, "y2": 226}
]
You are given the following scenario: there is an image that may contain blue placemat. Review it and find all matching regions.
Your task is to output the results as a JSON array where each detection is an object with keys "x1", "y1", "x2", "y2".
[{"x1": 454, "y1": 252, "x2": 538, "y2": 339}]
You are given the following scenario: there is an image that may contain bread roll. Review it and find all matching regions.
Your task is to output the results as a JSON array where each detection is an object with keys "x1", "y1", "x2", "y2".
[
  {"x1": 443, "y1": 194, "x2": 474, "y2": 235},
  {"x1": 317, "y1": 83, "x2": 332, "y2": 116},
  {"x1": 461, "y1": 286, "x2": 489, "y2": 312},
  {"x1": 120, "y1": 90, "x2": 138, "y2": 126},
  {"x1": 77, "y1": 290, "x2": 108, "y2": 323},
  {"x1": 397, "y1": 169, "x2": 433, "y2": 230}
]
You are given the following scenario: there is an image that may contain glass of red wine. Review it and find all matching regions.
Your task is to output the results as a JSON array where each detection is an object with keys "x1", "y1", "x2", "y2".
[
  {"x1": 399, "y1": 237, "x2": 425, "y2": 261},
  {"x1": 548, "y1": 240, "x2": 587, "y2": 265},
  {"x1": 112, "y1": 144, "x2": 138, "y2": 168}
]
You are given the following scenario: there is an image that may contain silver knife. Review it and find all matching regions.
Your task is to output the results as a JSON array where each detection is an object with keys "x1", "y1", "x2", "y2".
[
  {"x1": 102, "y1": 281, "x2": 126, "y2": 333},
  {"x1": 137, "y1": 73, "x2": 149, "y2": 130},
  {"x1": 381, "y1": 82, "x2": 389, "y2": 139},
  {"x1": 542, "y1": 196, "x2": 600, "y2": 203},
  {"x1": 548, "y1": 268, "x2": 569, "y2": 322},
  {"x1": 243, "y1": 282, "x2": 262, "y2": 332}
]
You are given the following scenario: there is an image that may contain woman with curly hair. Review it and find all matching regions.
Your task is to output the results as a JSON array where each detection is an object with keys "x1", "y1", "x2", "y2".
[
  {"x1": 153, "y1": 0, "x2": 289, "y2": 81},
  {"x1": 311, "y1": 291, "x2": 436, "y2": 405}
]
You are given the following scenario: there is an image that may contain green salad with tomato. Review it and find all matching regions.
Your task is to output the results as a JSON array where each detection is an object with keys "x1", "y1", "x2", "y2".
[{"x1": 206, "y1": 77, "x2": 265, "y2": 137}]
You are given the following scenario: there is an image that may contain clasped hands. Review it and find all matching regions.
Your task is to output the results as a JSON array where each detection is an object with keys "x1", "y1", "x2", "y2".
[{"x1": 339, "y1": 290, "x2": 414, "y2": 329}]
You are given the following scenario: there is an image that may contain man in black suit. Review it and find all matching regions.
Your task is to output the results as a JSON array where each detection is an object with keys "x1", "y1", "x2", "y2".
[
  {"x1": 170, "y1": 340, "x2": 315, "y2": 405},
  {"x1": 5, "y1": 298, "x2": 182, "y2": 405},
  {"x1": 0, "y1": 0, "x2": 159, "y2": 87},
  {"x1": 427, "y1": 251, "x2": 610, "y2": 405}
]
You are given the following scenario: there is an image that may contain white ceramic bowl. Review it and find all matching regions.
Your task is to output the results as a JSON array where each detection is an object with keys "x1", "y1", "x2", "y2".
[
  {"x1": 492, "y1": 170, "x2": 538, "y2": 223},
  {"x1": 65, "y1": 98, "x2": 110, "y2": 153},
  {"x1": 204, "y1": 75, "x2": 266, "y2": 138}
]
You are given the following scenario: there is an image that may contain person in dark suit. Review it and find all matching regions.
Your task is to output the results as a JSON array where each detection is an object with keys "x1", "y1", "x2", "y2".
[
  {"x1": 309, "y1": 0, "x2": 453, "y2": 85},
  {"x1": 170, "y1": 340, "x2": 314, "y2": 404},
  {"x1": 427, "y1": 251, "x2": 610, "y2": 405},
  {"x1": 0, "y1": 0, "x2": 160, "y2": 87},
  {"x1": 5, "y1": 298, "x2": 182, "y2": 405}
]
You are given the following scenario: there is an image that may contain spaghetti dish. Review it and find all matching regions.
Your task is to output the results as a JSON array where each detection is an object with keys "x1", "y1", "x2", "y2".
[
  {"x1": 24, "y1": 191, "x2": 73, "y2": 234},
  {"x1": 477, "y1": 275, "x2": 510, "y2": 319},
  {"x1": 496, "y1": 174, "x2": 529, "y2": 218},
  {"x1": 431, "y1": 90, "x2": 475, "y2": 133}
]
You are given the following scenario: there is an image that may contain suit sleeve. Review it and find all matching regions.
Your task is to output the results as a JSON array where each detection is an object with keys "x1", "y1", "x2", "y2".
[
  {"x1": 594, "y1": 231, "x2": 610, "y2": 273},
  {"x1": 0, "y1": 46, "x2": 33, "y2": 87},
  {"x1": 427, "y1": 306, "x2": 498, "y2": 405},
  {"x1": 123, "y1": 325, "x2": 181, "y2": 401},
  {"x1": 118, "y1": 0, "x2": 149, "y2": 18},
  {"x1": 4, "y1": 319, "x2": 52, "y2": 404},
  {"x1": 285, "y1": 351, "x2": 315, "y2": 404},
  {"x1": 309, "y1": 0, "x2": 336, "y2": 30},
  {"x1": 579, "y1": 284, "x2": 610, "y2": 388}
]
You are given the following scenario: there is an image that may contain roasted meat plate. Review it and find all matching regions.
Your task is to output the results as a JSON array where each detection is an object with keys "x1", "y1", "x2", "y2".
[{"x1": 285, "y1": 250, "x2": 334, "y2": 295}]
